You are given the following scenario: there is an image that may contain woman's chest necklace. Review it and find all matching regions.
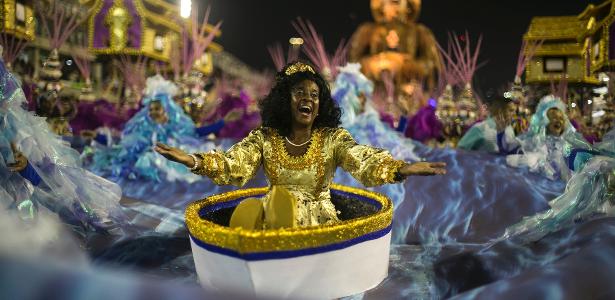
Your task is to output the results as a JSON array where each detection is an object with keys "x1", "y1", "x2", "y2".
[
  {"x1": 265, "y1": 130, "x2": 327, "y2": 189},
  {"x1": 284, "y1": 141, "x2": 310, "y2": 157}
]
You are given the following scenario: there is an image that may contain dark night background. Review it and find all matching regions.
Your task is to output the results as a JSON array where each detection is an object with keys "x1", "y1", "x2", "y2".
[{"x1": 202, "y1": 0, "x2": 604, "y2": 93}]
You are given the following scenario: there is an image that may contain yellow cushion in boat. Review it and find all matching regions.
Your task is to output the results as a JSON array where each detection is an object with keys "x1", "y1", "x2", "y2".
[
  {"x1": 229, "y1": 198, "x2": 264, "y2": 230},
  {"x1": 264, "y1": 186, "x2": 297, "y2": 229}
]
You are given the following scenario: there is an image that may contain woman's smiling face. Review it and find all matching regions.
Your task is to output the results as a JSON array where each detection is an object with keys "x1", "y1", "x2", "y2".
[
  {"x1": 546, "y1": 107, "x2": 566, "y2": 136},
  {"x1": 290, "y1": 79, "x2": 320, "y2": 128}
]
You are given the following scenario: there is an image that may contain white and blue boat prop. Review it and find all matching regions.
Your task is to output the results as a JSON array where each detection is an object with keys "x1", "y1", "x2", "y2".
[{"x1": 185, "y1": 184, "x2": 393, "y2": 299}]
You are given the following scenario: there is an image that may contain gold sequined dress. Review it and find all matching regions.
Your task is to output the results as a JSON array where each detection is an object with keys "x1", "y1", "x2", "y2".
[{"x1": 192, "y1": 127, "x2": 404, "y2": 227}]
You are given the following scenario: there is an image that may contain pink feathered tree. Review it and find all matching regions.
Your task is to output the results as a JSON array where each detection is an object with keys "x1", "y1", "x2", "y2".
[
  {"x1": 515, "y1": 39, "x2": 543, "y2": 85},
  {"x1": 0, "y1": 33, "x2": 28, "y2": 68},
  {"x1": 267, "y1": 42, "x2": 299, "y2": 71},
  {"x1": 117, "y1": 55, "x2": 148, "y2": 102},
  {"x1": 433, "y1": 42, "x2": 461, "y2": 100},
  {"x1": 36, "y1": 0, "x2": 91, "y2": 50},
  {"x1": 180, "y1": 4, "x2": 221, "y2": 77},
  {"x1": 291, "y1": 18, "x2": 350, "y2": 80}
]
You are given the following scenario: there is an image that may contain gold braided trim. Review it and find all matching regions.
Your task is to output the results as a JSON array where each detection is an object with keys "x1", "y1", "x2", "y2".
[{"x1": 185, "y1": 184, "x2": 392, "y2": 254}]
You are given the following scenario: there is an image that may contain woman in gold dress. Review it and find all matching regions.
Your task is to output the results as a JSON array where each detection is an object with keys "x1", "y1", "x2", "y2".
[{"x1": 155, "y1": 62, "x2": 446, "y2": 229}]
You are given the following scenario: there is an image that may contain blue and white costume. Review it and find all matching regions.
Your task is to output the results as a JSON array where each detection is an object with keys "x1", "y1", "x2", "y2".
[
  {"x1": 506, "y1": 96, "x2": 591, "y2": 181},
  {"x1": 87, "y1": 75, "x2": 224, "y2": 184},
  {"x1": 0, "y1": 57, "x2": 123, "y2": 230},
  {"x1": 458, "y1": 117, "x2": 521, "y2": 155}
]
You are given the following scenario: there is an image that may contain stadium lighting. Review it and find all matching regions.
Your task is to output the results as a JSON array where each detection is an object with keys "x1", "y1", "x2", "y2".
[{"x1": 180, "y1": 0, "x2": 192, "y2": 18}]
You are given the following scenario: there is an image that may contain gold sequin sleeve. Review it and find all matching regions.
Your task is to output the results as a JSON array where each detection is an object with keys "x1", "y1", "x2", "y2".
[
  {"x1": 192, "y1": 128, "x2": 264, "y2": 186},
  {"x1": 333, "y1": 128, "x2": 405, "y2": 187}
]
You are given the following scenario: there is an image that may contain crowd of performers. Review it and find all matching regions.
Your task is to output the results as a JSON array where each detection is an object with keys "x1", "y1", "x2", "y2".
[{"x1": 2, "y1": 17, "x2": 615, "y2": 300}]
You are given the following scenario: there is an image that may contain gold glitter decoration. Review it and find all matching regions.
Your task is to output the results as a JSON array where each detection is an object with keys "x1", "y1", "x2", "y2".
[
  {"x1": 334, "y1": 128, "x2": 405, "y2": 186},
  {"x1": 381, "y1": 159, "x2": 405, "y2": 183},
  {"x1": 193, "y1": 129, "x2": 264, "y2": 186},
  {"x1": 185, "y1": 184, "x2": 393, "y2": 254},
  {"x1": 525, "y1": 16, "x2": 587, "y2": 40},
  {"x1": 521, "y1": 7, "x2": 606, "y2": 85},
  {"x1": 272, "y1": 129, "x2": 322, "y2": 170},
  {"x1": 89, "y1": 0, "x2": 211, "y2": 62},
  {"x1": 193, "y1": 152, "x2": 219, "y2": 178},
  {"x1": 1, "y1": 0, "x2": 35, "y2": 41},
  {"x1": 105, "y1": 0, "x2": 132, "y2": 51},
  {"x1": 284, "y1": 62, "x2": 316, "y2": 76},
  {"x1": 270, "y1": 129, "x2": 326, "y2": 190}
]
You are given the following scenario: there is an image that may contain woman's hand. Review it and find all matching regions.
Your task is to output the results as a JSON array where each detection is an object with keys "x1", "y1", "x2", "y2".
[
  {"x1": 8, "y1": 143, "x2": 28, "y2": 172},
  {"x1": 399, "y1": 161, "x2": 447, "y2": 177},
  {"x1": 494, "y1": 112, "x2": 511, "y2": 132},
  {"x1": 154, "y1": 143, "x2": 195, "y2": 168}
]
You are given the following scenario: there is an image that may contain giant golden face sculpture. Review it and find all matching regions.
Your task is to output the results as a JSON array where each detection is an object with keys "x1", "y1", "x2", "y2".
[
  {"x1": 370, "y1": 0, "x2": 421, "y2": 23},
  {"x1": 350, "y1": 0, "x2": 440, "y2": 114}
]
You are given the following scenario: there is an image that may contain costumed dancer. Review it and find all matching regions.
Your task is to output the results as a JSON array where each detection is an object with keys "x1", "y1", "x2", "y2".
[
  {"x1": 506, "y1": 95, "x2": 591, "y2": 181},
  {"x1": 203, "y1": 78, "x2": 261, "y2": 139},
  {"x1": 390, "y1": 100, "x2": 569, "y2": 244},
  {"x1": 404, "y1": 98, "x2": 443, "y2": 146},
  {"x1": 458, "y1": 97, "x2": 521, "y2": 154},
  {"x1": 0, "y1": 56, "x2": 123, "y2": 231},
  {"x1": 87, "y1": 75, "x2": 224, "y2": 184},
  {"x1": 273, "y1": 38, "x2": 565, "y2": 245},
  {"x1": 156, "y1": 62, "x2": 446, "y2": 228}
]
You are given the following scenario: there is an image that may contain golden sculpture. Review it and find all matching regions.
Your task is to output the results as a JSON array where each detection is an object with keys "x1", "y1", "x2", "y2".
[
  {"x1": 105, "y1": 0, "x2": 132, "y2": 51},
  {"x1": 349, "y1": 0, "x2": 442, "y2": 94}
]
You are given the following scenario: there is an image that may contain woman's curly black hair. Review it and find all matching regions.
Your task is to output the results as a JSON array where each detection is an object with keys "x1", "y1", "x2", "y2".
[{"x1": 259, "y1": 62, "x2": 341, "y2": 136}]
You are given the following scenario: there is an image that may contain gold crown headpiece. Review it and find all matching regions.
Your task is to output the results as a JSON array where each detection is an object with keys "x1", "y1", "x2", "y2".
[{"x1": 285, "y1": 62, "x2": 315, "y2": 76}]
